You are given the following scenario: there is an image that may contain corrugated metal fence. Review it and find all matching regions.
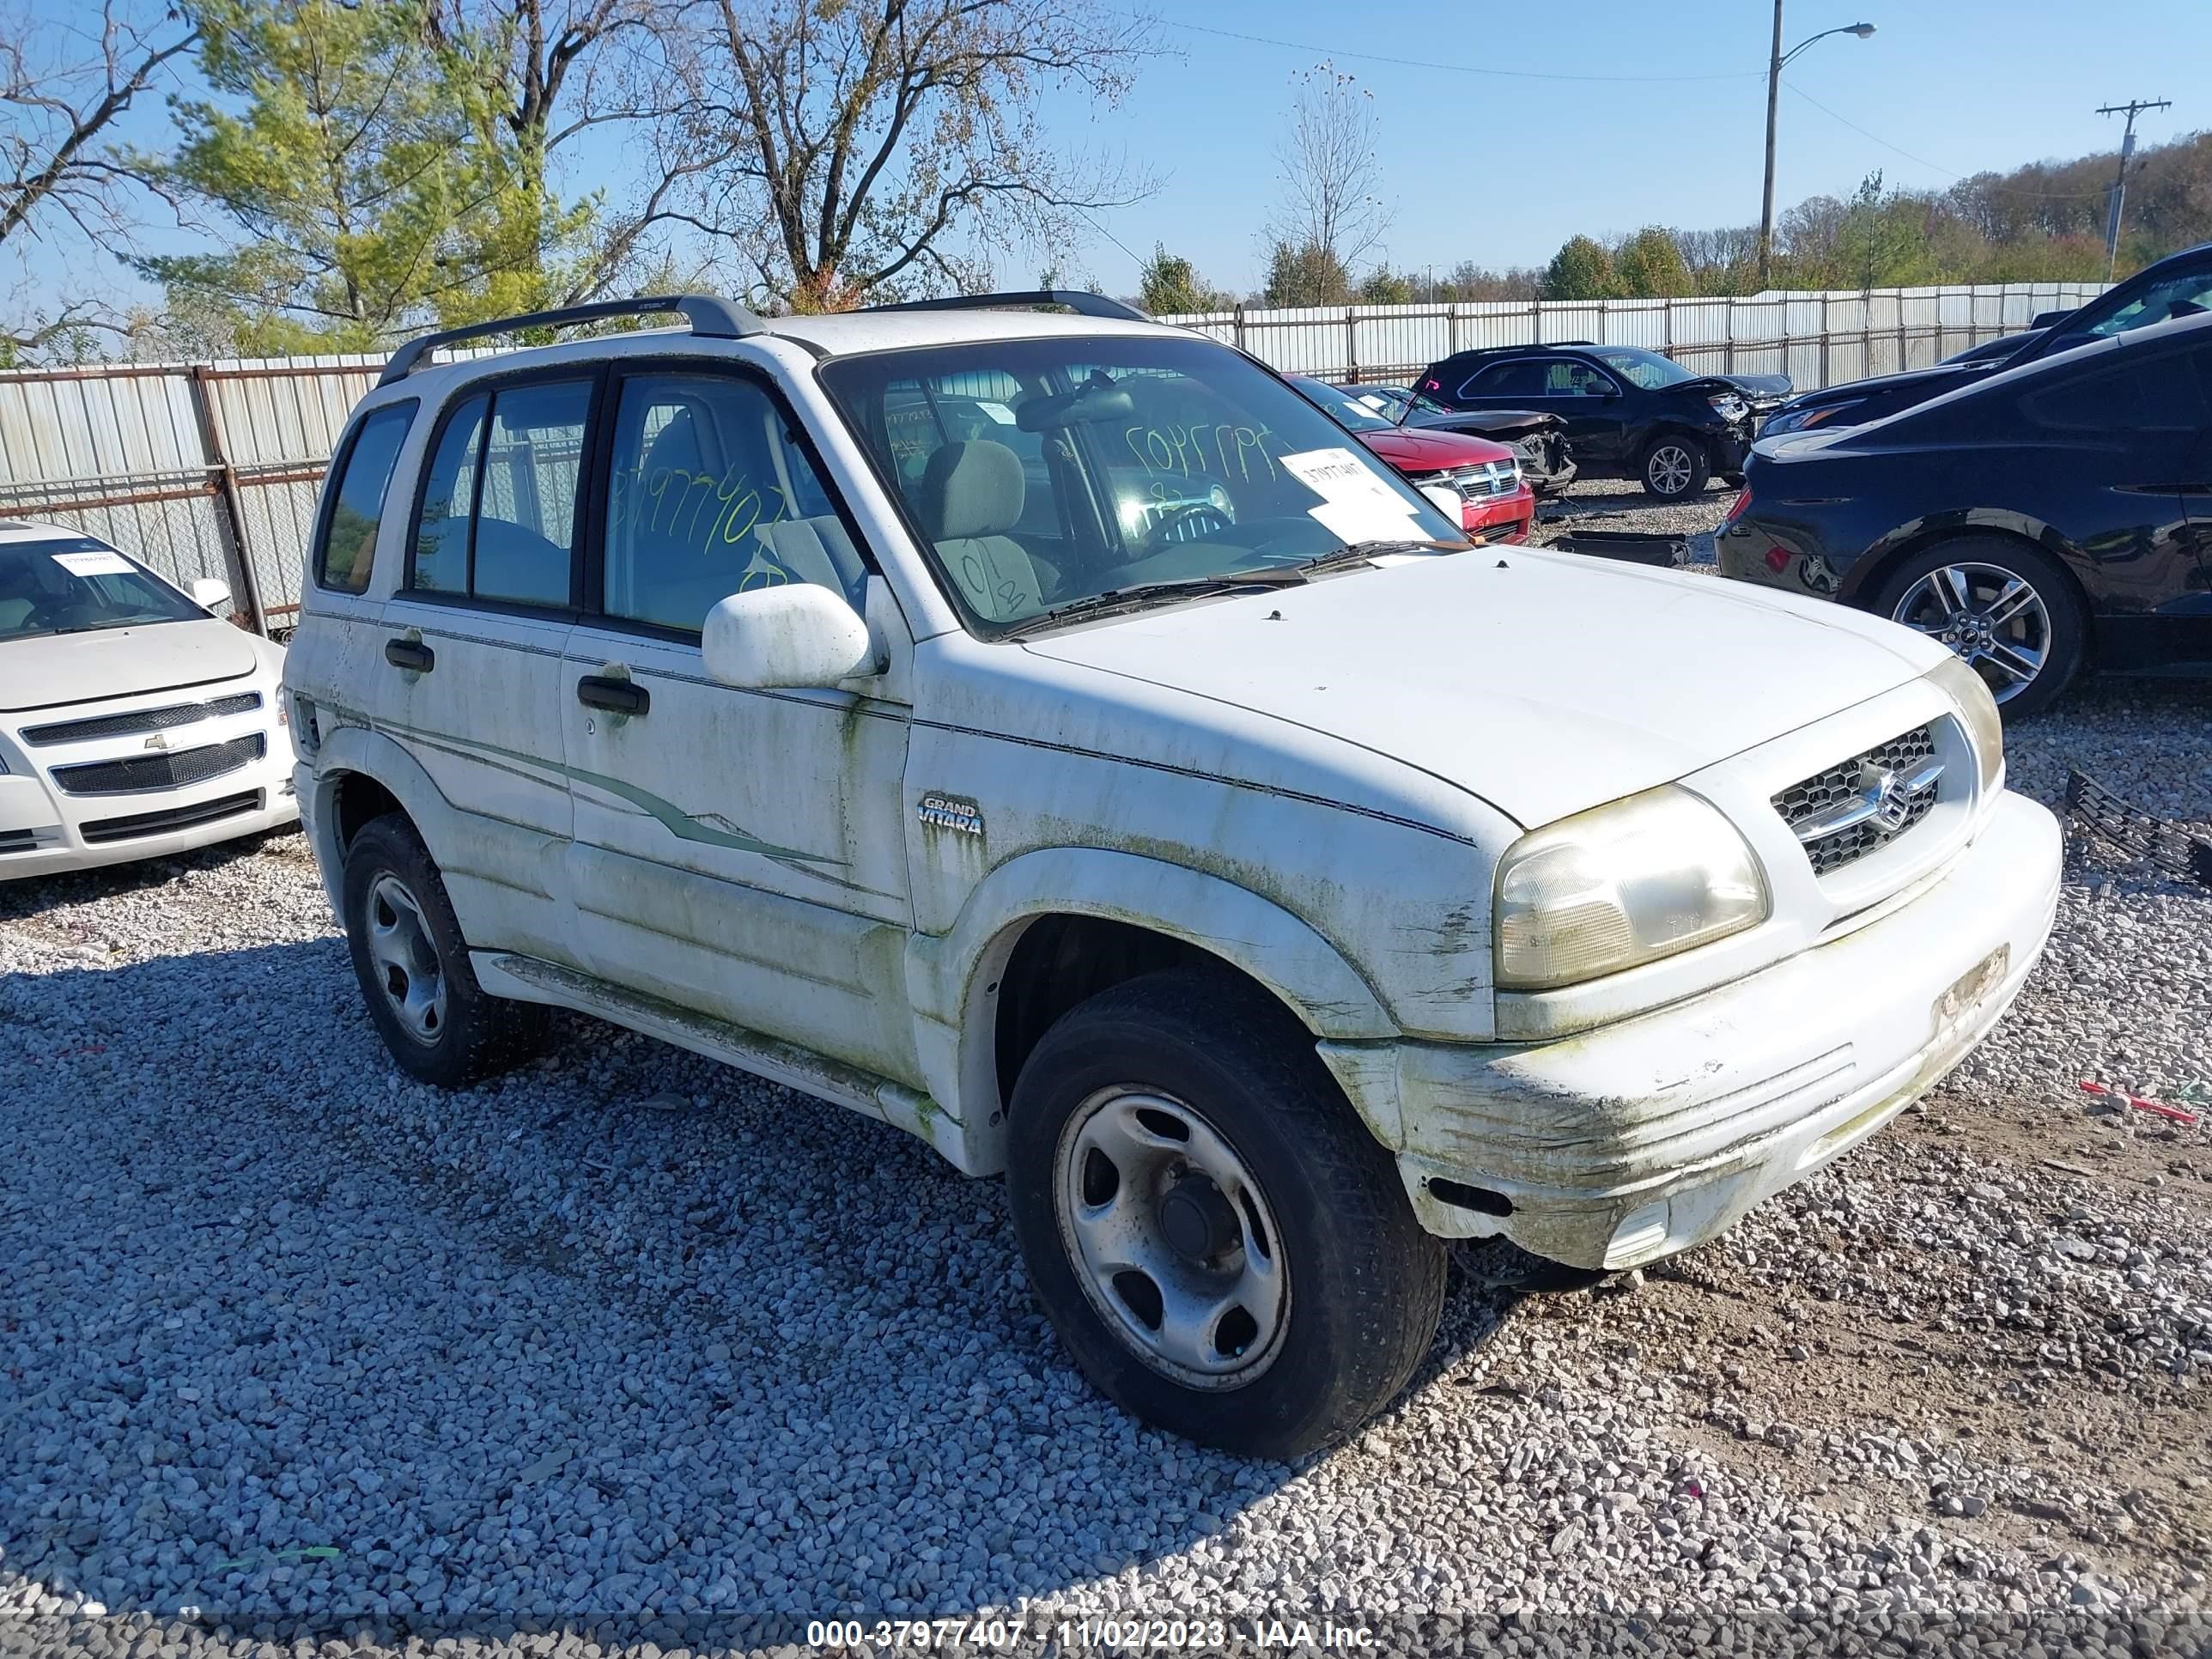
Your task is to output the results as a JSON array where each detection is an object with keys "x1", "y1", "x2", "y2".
[
  {"x1": 1158, "y1": 280, "x2": 2107, "y2": 389},
  {"x1": 0, "y1": 282, "x2": 2107, "y2": 637}
]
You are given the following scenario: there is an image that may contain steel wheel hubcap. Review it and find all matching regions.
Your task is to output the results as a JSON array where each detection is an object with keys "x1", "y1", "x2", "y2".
[
  {"x1": 1054, "y1": 1088, "x2": 1288, "y2": 1388},
  {"x1": 1649, "y1": 446, "x2": 1692, "y2": 494},
  {"x1": 364, "y1": 873, "x2": 447, "y2": 1043},
  {"x1": 1892, "y1": 562, "x2": 2050, "y2": 704}
]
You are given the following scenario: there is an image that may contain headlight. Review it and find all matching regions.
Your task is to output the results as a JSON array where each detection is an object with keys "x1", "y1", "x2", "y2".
[
  {"x1": 1495, "y1": 787, "x2": 1769, "y2": 991},
  {"x1": 1707, "y1": 393, "x2": 1747, "y2": 421},
  {"x1": 1928, "y1": 655, "x2": 2004, "y2": 794},
  {"x1": 1764, "y1": 400, "x2": 1856, "y2": 436}
]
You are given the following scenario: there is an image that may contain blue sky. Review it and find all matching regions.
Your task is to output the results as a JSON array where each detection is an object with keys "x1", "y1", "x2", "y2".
[
  {"x1": 10, "y1": 0, "x2": 2205, "y2": 314},
  {"x1": 1079, "y1": 0, "x2": 2205, "y2": 293}
]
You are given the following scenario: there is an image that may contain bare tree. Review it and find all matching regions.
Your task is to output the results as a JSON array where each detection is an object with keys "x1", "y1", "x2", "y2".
[
  {"x1": 659, "y1": 0, "x2": 1154, "y2": 310},
  {"x1": 0, "y1": 3, "x2": 197, "y2": 359},
  {"x1": 1266, "y1": 61, "x2": 1390, "y2": 289},
  {"x1": 424, "y1": 0, "x2": 706, "y2": 301}
]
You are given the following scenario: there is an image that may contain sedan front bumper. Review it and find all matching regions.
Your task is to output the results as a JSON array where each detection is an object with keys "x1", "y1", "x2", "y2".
[{"x1": 1323, "y1": 789, "x2": 2060, "y2": 1270}]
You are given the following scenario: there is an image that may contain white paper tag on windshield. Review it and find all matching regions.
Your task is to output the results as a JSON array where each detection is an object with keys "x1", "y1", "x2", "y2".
[
  {"x1": 974, "y1": 401, "x2": 1017, "y2": 425},
  {"x1": 52, "y1": 549, "x2": 132, "y2": 577},
  {"x1": 1278, "y1": 446, "x2": 1425, "y2": 544}
]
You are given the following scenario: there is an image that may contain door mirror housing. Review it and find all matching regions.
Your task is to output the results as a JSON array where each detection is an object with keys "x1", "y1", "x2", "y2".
[
  {"x1": 189, "y1": 577, "x2": 232, "y2": 611},
  {"x1": 702, "y1": 583, "x2": 879, "y2": 689}
]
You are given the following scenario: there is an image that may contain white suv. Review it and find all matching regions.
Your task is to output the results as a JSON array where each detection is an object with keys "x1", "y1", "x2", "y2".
[{"x1": 284, "y1": 292, "x2": 2060, "y2": 1458}]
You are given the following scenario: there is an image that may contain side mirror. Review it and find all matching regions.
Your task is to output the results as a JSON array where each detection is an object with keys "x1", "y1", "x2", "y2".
[
  {"x1": 2030, "y1": 309, "x2": 2073, "y2": 330},
  {"x1": 189, "y1": 577, "x2": 232, "y2": 611},
  {"x1": 702, "y1": 583, "x2": 879, "y2": 690}
]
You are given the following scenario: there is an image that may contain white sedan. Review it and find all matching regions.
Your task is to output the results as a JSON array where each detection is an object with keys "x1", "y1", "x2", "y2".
[{"x1": 0, "y1": 520, "x2": 297, "y2": 879}]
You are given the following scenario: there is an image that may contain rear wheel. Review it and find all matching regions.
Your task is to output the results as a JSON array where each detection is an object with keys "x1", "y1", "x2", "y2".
[
  {"x1": 1871, "y1": 536, "x2": 2086, "y2": 717},
  {"x1": 341, "y1": 815, "x2": 548, "y2": 1087},
  {"x1": 1006, "y1": 969, "x2": 1446, "y2": 1459},
  {"x1": 1639, "y1": 434, "x2": 1710, "y2": 500}
]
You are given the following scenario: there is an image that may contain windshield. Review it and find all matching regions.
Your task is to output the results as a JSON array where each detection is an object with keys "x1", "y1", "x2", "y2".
[
  {"x1": 1589, "y1": 345, "x2": 1693, "y2": 390},
  {"x1": 821, "y1": 335, "x2": 1460, "y2": 632},
  {"x1": 2071, "y1": 268, "x2": 2212, "y2": 344},
  {"x1": 0, "y1": 537, "x2": 203, "y2": 642},
  {"x1": 1286, "y1": 375, "x2": 1395, "y2": 433}
]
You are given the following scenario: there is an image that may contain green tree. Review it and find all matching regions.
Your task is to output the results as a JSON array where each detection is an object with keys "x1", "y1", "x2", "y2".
[
  {"x1": 136, "y1": 0, "x2": 580, "y2": 350},
  {"x1": 1356, "y1": 267, "x2": 1414, "y2": 305},
  {"x1": 1614, "y1": 227, "x2": 1691, "y2": 298},
  {"x1": 1261, "y1": 238, "x2": 1349, "y2": 307},
  {"x1": 1137, "y1": 244, "x2": 1229, "y2": 314},
  {"x1": 1539, "y1": 234, "x2": 1618, "y2": 301}
]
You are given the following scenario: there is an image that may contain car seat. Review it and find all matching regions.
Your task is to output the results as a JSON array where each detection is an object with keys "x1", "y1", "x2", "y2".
[{"x1": 918, "y1": 440, "x2": 1042, "y2": 621}]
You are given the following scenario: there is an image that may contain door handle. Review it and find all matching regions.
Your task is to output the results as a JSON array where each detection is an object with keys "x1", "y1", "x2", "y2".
[
  {"x1": 384, "y1": 638, "x2": 434, "y2": 672},
  {"x1": 576, "y1": 675, "x2": 649, "y2": 715}
]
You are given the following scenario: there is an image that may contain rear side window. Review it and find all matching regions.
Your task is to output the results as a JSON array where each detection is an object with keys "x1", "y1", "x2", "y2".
[
  {"x1": 1462, "y1": 361, "x2": 1545, "y2": 399},
  {"x1": 407, "y1": 379, "x2": 592, "y2": 608},
  {"x1": 315, "y1": 402, "x2": 415, "y2": 594}
]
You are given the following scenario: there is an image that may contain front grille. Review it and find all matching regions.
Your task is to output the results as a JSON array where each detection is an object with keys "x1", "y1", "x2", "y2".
[
  {"x1": 80, "y1": 789, "x2": 263, "y2": 845},
  {"x1": 21, "y1": 691, "x2": 261, "y2": 747},
  {"x1": 1773, "y1": 725, "x2": 1942, "y2": 877},
  {"x1": 49, "y1": 733, "x2": 264, "y2": 797},
  {"x1": 1449, "y1": 459, "x2": 1520, "y2": 501}
]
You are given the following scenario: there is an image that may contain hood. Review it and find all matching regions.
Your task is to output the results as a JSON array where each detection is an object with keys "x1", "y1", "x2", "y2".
[
  {"x1": 1356, "y1": 426, "x2": 1512, "y2": 470},
  {"x1": 1410, "y1": 407, "x2": 1562, "y2": 438},
  {"x1": 0, "y1": 617, "x2": 263, "y2": 712},
  {"x1": 1777, "y1": 360, "x2": 1978, "y2": 414},
  {"x1": 1711, "y1": 371, "x2": 1793, "y2": 402},
  {"x1": 1020, "y1": 549, "x2": 1942, "y2": 828}
]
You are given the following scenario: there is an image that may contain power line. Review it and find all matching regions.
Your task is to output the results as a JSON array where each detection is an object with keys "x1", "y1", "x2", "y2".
[
  {"x1": 1140, "y1": 15, "x2": 1764, "y2": 85},
  {"x1": 1784, "y1": 82, "x2": 2130, "y2": 202}
]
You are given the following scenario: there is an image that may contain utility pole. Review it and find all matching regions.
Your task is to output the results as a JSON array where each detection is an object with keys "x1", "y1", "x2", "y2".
[
  {"x1": 1758, "y1": 8, "x2": 1875, "y2": 291},
  {"x1": 2097, "y1": 99, "x2": 2170, "y2": 280},
  {"x1": 1758, "y1": 0, "x2": 1784, "y2": 290}
]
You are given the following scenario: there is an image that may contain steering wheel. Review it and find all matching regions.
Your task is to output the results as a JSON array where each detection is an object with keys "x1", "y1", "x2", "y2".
[{"x1": 1136, "y1": 484, "x2": 1237, "y2": 552}]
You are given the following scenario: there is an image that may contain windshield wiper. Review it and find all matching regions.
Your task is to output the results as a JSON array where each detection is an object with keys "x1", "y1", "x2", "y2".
[{"x1": 1000, "y1": 567, "x2": 1312, "y2": 639}]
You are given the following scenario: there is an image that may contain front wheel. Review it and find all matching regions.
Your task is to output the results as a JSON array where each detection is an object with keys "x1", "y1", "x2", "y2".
[
  {"x1": 1871, "y1": 536, "x2": 2086, "y2": 718},
  {"x1": 1638, "y1": 434, "x2": 1710, "y2": 500},
  {"x1": 1006, "y1": 969, "x2": 1446, "y2": 1459}
]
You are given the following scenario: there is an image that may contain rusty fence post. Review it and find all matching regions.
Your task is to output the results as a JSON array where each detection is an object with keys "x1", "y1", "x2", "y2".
[
  {"x1": 186, "y1": 365, "x2": 269, "y2": 635},
  {"x1": 1232, "y1": 304, "x2": 1247, "y2": 353}
]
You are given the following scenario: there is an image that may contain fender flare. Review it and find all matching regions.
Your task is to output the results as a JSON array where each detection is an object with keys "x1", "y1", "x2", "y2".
[{"x1": 904, "y1": 847, "x2": 1397, "y2": 1174}]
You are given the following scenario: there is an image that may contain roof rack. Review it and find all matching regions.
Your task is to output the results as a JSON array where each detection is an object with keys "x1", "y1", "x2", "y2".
[
  {"x1": 866, "y1": 289, "x2": 1152, "y2": 324},
  {"x1": 377, "y1": 294, "x2": 766, "y2": 386}
]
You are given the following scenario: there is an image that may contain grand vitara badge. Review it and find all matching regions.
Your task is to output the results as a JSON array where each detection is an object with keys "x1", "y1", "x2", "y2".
[{"x1": 917, "y1": 793, "x2": 984, "y2": 836}]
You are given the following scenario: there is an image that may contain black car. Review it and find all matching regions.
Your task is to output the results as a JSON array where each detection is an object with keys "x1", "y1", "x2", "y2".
[
  {"x1": 1719, "y1": 313, "x2": 2212, "y2": 717},
  {"x1": 1337, "y1": 383, "x2": 1577, "y2": 494},
  {"x1": 1413, "y1": 343, "x2": 1786, "y2": 500},
  {"x1": 1762, "y1": 240, "x2": 2212, "y2": 438}
]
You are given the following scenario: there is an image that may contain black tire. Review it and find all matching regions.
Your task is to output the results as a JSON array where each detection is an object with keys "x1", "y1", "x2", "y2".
[
  {"x1": 1869, "y1": 535, "x2": 2087, "y2": 719},
  {"x1": 1638, "y1": 432, "x2": 1710, "y2": 499},
  {"x1": 1005, "y1": 969, "x2": 1446, "y2": 1459},
  {"x1": 340, "y1": 814, "x2": 548, "y2": 1087}
]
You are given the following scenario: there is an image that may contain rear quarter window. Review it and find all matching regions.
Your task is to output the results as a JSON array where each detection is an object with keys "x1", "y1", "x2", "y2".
[{"x1": 315, "y1": 401, "x2": 416, "y2": 594}]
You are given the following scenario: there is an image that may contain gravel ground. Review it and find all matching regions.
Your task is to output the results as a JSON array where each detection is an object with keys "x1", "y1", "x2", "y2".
[{"x1": 3, "y1": 517, "x2": 2209, "y2": 1656}]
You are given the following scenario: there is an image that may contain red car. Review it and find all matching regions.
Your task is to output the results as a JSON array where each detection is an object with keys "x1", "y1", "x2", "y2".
[{"x1": 1287, "y1": 374, "x2": 1534, "y2": 542}]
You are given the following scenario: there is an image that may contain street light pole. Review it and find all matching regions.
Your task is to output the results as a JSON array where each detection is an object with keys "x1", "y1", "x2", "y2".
[
  {"x1": 1759, "y1": 1, "x2": 1784, "y2": 291},
  {"x1": 1757, "y1": 11, "x2": 1877, "y2": 290}
]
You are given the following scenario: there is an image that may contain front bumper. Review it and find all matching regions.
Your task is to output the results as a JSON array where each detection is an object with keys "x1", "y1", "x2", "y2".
[
  {"x1": 0, "y1": 694, "x2": 298, "y2": 881},
  {"x1": 1326, "y1": 789, "x2": 2061, "y2": 1270},
  {"x1": 1464, "y1": 482, "x2": 1534, "y2": 543}
]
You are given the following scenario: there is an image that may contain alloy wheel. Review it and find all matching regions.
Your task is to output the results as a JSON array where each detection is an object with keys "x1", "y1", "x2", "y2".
[
  {"x1": 1890, "y1": 562, "x2": 2050, "y2": 704},
  {"x1": 1054, "y1": 1087, "x2": 1289, "y2": 1388},
  {"x1": 1646, "y1": 443, "x2": 1694, "y2": 495},
  {"x1": 363, "y1": 872, "x2": 447, "y2": 1042}
]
